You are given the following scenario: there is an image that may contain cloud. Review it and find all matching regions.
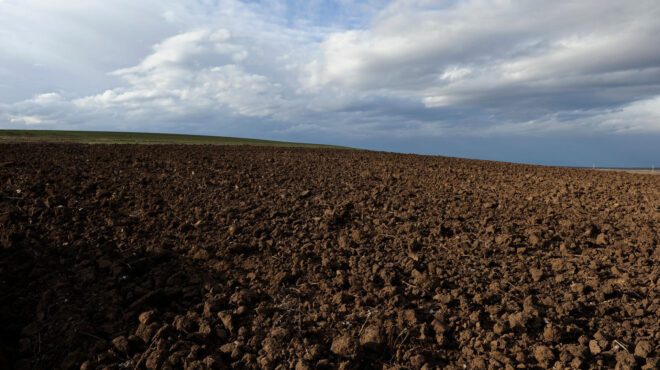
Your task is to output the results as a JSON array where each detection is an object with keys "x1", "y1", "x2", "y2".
[
  {"x1": 464, "y1": 95, "x2": 660, "y2": 137},
  {"x1": 9, "y1": 115, "x2": 49, "y2": 125},
  {"x1": 73, "y1": 28, "x2": 287, "y2": 119},
  {"x1": 308, "y1": 1, "x2": 660, "y2": 116},
  {"x1": 1, "y1": 0, "x2": 660, "y2": 157},
  {"x1": 0, "y1": 0, "x2": 181, "y2": 103}
]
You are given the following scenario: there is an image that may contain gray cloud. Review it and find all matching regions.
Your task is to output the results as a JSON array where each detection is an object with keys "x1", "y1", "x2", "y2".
[
  {"x1": 1, "y1": 0, "x2": 660, "y2": 153},
  {"x1": 308, "y1": 0, "x2": 660, "y2": 124}
]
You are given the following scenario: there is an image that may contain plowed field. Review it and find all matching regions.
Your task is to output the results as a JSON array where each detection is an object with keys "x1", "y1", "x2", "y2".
[{"x1": 1, "y1": 144, "x2": 659, "y2": 369}]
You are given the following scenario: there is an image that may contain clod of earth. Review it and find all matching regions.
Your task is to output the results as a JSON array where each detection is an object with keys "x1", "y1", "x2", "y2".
[
  {"x1": 330, "y1": 334, "x2": 357, "y2": 358},
  {"x1": 359, "y1": 325, "x2": 384, "y2": 351}
]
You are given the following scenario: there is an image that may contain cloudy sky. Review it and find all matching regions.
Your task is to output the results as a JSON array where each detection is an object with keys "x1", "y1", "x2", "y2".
[{"x1": 1, "y1": 0, "x2": 659, "y2": 166}]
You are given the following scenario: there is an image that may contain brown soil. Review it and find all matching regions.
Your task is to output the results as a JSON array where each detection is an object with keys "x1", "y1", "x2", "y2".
[{"x1": 1, "y1": 144, "x2": 659, "y2": 369}]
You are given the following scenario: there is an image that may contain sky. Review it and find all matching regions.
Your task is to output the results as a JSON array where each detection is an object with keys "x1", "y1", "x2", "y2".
[{"x1": 1, "y1": 0, "x2": 659, "y2": 167}]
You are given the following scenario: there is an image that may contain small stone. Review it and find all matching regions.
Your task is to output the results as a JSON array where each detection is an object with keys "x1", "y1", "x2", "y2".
[
  {"x1": 634, "y1": 340, "x2": 653, "y2": 358},
  {"x1": 596, "y1": 233, "x2": 607, "y2": 245},
  {"x1": 589, "y1": 340, "x2": 601, "y2": 355}
]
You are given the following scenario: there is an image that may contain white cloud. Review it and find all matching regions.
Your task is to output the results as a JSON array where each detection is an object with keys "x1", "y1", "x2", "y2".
[
  {"x1": 1, "y1": 0, "x2": 660, "y2": 147},
  {"x1": 469, "y1": 95, "x2": 660, "y2": 136},
  {"x1": 9, "y1": 115, "x2": 47, "y2": 125},
  {"x1": 597, "y1": 96, "x2": 660, "y2": 133},
  {"x1": 72, "y1": 27, "x2": 289, "y2": 119},
  {"x1": 307, "y1": 0, "x2": 660, "y2": 115},
  {"x1": 28, "y1": 93, "x2": 64, "y2": 105}
]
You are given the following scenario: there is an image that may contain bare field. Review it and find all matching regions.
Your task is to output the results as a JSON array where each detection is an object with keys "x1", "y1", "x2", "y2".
[{"x1": 1, "y1": 143, "x2": 659, "y2": 369}]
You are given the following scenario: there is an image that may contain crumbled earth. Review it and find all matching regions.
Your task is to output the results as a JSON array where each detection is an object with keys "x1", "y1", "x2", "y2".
[{"x1": 1, "y1": 143, "x2": 659, "y2": 369}]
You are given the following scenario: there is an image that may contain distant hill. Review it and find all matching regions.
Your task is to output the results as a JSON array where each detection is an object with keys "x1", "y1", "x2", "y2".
[{"x1": 0, "y1": 129, "x2": 345, "y2": 148}]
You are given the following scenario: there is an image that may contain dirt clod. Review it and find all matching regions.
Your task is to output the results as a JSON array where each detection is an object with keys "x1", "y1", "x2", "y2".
[
  {"x1": 138, "y1": 310, "x2": 156, "y2": 325},
  {"x1": 508, "y1": 312, "x2": 526, "y2": 330},
  {"x1": 530, "y1": 268, "x2": 544, "y2": 282},
  {"x1": 217, "y1": 311, "x2": 235, "y2": 333},
  {"x1": 331, "y1": 334, "x2": 357, "y2": 358},
  {"x1": 111, "y1": 336, "x2": 129, "y2": 353},
  {"x1": 542, "y1": 324, "x2": 560, "y2": 343},
  {"x1": 635, "y1": 340, "x2": 653, "y2": 358},
  {"x1": 616, "y1": 351, "x2": 636, "y2": 369},
  {"x1": 359, "y1": 326, "x2": 384, "y2": 351},
  {"x1": 533, "y1": 345, "x2": 555, "y2": 365}
]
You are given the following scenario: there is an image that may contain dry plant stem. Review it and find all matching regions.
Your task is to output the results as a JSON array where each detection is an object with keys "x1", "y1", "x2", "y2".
[
  {"x1": 613, "y1": 340, "x2": 629, "y2": 353},
  {"x1": 358, "y1": 311, "x2": 372, "y2": 336},
  {"x1": 80, "y1": 331, "x2": 104, "y2": 341}
]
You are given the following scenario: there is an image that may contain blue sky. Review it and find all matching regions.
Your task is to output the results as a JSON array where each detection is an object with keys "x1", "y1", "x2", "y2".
[{"x1": 1, "y1": 0, "x2": 659, "y2": 167}]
